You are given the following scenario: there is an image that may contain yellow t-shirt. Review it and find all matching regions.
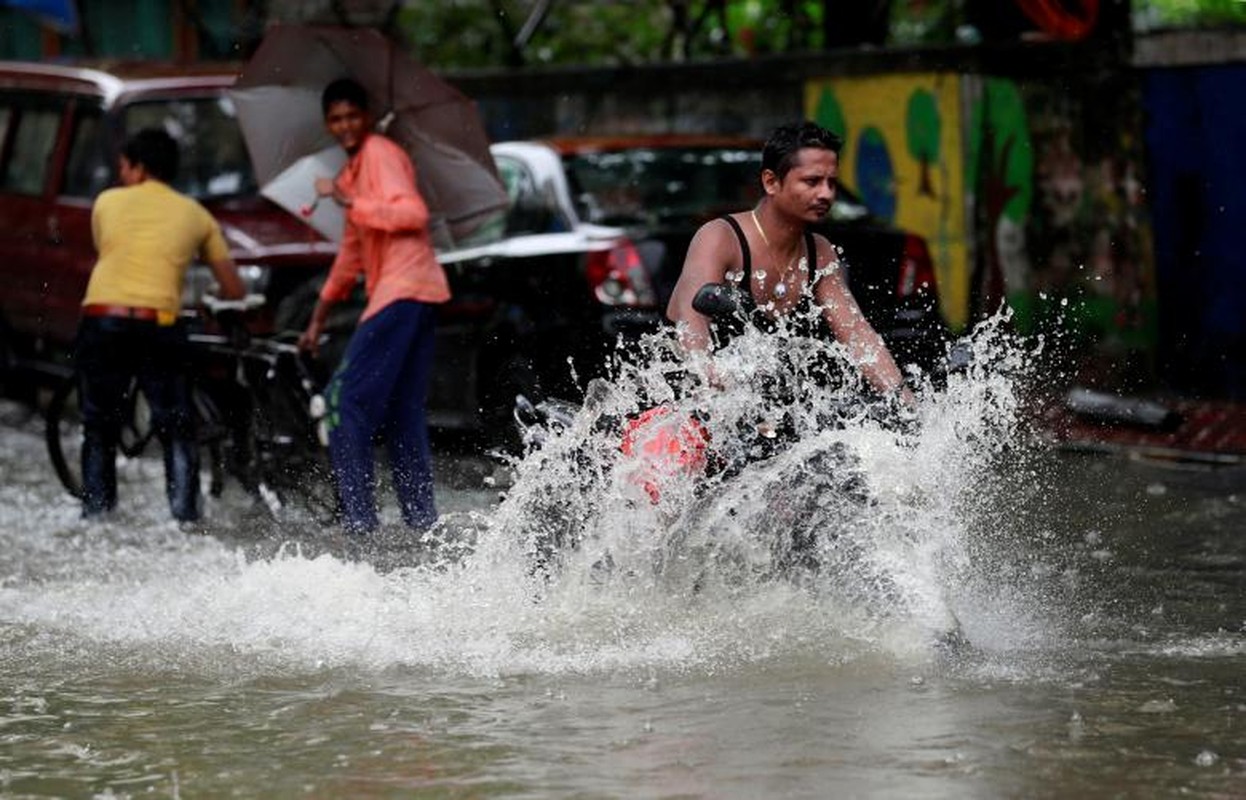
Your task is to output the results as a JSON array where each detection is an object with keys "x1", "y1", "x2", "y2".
[{"x1": 83, "y1": 179, "x2": 231, "y2": 314}]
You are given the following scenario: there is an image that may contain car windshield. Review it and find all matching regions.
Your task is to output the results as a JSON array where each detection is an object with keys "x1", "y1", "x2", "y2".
[
  {"x1": 564, "y1": 145, "x2": 873, "y2": 227},
  {"x1": 564, "y1": 146, "x2": 762, "y2": 228},
  {"x1": 122, "y1": 96, "x2": 258, "y2": 200}
]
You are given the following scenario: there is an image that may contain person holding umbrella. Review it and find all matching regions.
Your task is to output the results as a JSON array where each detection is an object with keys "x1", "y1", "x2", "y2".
[{"x1": 297, "y1": 77, "x2": 450, "y2": 536}]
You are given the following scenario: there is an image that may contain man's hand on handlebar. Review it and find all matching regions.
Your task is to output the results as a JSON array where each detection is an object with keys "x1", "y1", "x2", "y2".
[{"x1": 297, "y1": 320, "x2": 324, "y2": 358}]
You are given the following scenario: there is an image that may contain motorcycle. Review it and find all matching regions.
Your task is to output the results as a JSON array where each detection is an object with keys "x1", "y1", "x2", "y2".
[{"x1": 503, "y1": 284, "x2": 966, "y2": 647}]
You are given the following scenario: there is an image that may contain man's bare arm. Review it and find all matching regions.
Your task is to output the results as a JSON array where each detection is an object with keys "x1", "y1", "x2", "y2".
[
  {"x1": 209, "y1": 257, "x2": 246, "y2": 300},
  {"x1": 665, "y1": 220, "x2": 735, "y2": 354},
  {"x1": 813, "y1": 239, "x2": 914, "y2": 402}
]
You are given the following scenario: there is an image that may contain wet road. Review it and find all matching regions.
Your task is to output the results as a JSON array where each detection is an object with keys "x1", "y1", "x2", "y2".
[{"x1": 1, "y1": 392, "x2": 1244, "y2": 798}]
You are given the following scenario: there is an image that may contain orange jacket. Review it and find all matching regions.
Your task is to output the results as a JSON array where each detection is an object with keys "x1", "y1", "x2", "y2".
[{"x1": 319, "y1": 134, "x2": 451, "y2": 319}]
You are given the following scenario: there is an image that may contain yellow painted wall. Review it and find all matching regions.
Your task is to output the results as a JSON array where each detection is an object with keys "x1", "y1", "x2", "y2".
[{"x1": 805, "y1": 73, "x2": 969, "y2": 329}]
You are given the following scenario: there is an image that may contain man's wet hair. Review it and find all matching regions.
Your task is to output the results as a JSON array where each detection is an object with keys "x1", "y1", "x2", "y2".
[
  {"x1": 322, "y1": 77, "x2": 369, "y2": 116},
  {"x1": 122, "y1": 128, "x2": 179, "y2": 183},
  {"x1": 762, "y1": 121, "x2": 843, "y2": 180}
]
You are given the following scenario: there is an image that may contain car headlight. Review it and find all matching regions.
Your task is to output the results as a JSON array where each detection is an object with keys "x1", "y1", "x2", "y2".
[{"x1": 181, "y1": 263, "x2": 271, "y2": 308}]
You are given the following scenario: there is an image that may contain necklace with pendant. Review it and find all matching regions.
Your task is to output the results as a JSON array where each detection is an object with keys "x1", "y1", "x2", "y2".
[{"x1": 750, "y1": 208, "x2": 805, "y2": 300}]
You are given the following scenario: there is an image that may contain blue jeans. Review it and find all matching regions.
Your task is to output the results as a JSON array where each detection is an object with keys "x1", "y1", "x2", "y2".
[
  {"x1": 326, "y1": 299, "x2": 437, "y2": 534},
  {"x1": 76, "y1": 316, "x2": 200, "y2": 522}
]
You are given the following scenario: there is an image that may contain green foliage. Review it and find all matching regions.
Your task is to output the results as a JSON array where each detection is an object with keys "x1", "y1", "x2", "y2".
[
  {"x1": 1135, "y1": 0, "x2": 1246, "y2": 29},
  {"x1": 398, "y1": 0, "x2": 673, "y2": 68},
  {"x1": 395, "y1": 0, "x2": 834, "y2": 69}
]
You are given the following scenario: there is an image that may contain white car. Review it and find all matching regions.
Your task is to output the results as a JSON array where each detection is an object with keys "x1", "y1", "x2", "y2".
[{"x1": 424, "y1": 140, "x2": 666, "y2": 433}]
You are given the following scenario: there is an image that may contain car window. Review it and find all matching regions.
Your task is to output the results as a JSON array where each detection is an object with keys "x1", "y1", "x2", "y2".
[
  {"x1": 122, "y1": 95, "x2": 257, "y2": 200},
  {"x1": 62, "y1": 105, "x2": 107, "y2": 198},
  {"x1": 497, "y1": 154, "x2": 560, "y2": 235},
  {"x1": 0, "y1": 105, "x2": 62, "y2": 196},
  {"x1": 564, "y1": 147, "x2": 762, "y2": 227}
]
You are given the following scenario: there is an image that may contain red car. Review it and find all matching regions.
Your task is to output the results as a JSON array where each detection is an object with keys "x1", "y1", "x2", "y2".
[
  {"x1": 0, "y1": 61, "x2": 950, "y2": 438},
  {"x1": 0, "y1": 62, "x2": 667, "y2": 438},
  {"x1": 0, "y1": 60, "x2": 335, "y2": 382}
]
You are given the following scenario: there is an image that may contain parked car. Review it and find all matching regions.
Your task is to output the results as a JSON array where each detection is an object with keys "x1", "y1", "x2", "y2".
[
  {"x1": 528, "y1": 134, "x2": 951, "y2": 376},
  {"x1": 0, "y1": 60, "x2": 337, "y2": 387},
  {"x1": 0, "y1": 59, "x2": 948, "y2": 443},
  {"x1": 0, "y1": 60, "x2": 663, "y2": 438},
  {"x1": 423, "y1": 138, "x2": 662, "y2": 431}
]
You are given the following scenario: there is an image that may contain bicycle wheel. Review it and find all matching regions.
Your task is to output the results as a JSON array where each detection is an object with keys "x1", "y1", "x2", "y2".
[
  {"x1": 44, "y1": 374, "x2": 195, "y2": 502},
  {"x1": 242, "y1": 349, "x2": 338, "y2": 523},
  {"x1": 190, "y1": 382, "x2": 230, "y2": 498},
  {"x1": 45, "y1": 375, "x2": 85, "y2": 499}
]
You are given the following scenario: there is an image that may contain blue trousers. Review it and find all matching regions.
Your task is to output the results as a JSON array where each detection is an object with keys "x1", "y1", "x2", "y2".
[
  {"x1": 76, "y1": 316, "x2": 200, "y2": 522},
  {"x1": 326, "y1": 299, "x2": 437, "y2": 533}
]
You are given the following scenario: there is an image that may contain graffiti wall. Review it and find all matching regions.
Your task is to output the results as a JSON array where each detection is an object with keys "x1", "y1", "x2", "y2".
[
  {"x1": 804, "y1": 73, "x2": 971, "y2": 329},
  {"x1": 970, "y1": 75, "x2": 1157, "y2": 351},
  {"x1": 805, "y1": 69, "x2": 1157, "y2": 354}
]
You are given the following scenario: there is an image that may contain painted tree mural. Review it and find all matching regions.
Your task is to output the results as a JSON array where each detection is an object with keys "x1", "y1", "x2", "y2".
[
  {"x1": 905, "y1": 88, "x2": 941, "y2": 198},
  {"x1": 813, "y1": 87, "x2": 847, "y2": 143}
]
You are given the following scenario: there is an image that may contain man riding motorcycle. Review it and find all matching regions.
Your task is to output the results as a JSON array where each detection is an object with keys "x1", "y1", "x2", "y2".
[{"x1": 666, "y1": 120, "x2": 913, "y2": 406}]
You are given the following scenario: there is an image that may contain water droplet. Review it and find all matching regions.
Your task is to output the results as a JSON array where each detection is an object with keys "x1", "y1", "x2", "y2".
[
  {"x1": 1137, "y1": 698, "x2": 1177, "y2": 714},
  {"x1": 1194, "y1": 749, "x2": 1218, "y2": 767},
  {"x1": 1067, "y1": 711, "x2": 1085, "y2": 741}
]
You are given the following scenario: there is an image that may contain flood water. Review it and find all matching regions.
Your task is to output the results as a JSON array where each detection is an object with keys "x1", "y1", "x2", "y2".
[{"x1": 1, "y1": 322, "x2": 1243, "y2": 798}]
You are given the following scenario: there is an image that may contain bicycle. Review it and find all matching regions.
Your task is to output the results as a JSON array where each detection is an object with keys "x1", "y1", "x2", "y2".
[{"x1": 44, "y1": 295, "x2": 337, "y2": 522}]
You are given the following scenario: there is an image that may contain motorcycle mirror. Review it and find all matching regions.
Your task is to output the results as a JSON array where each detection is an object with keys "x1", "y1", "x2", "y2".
[{"x1": 692, "y1": 282, "x2": 739, "y2": 318}]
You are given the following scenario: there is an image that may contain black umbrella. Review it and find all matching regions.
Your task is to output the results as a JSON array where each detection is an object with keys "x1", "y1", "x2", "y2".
[{"x1": 231, "y1": 24, "x2": 508, "y2": 243}]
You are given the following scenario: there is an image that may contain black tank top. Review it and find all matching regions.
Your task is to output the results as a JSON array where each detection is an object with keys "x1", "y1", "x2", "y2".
[{"x1": 714, "y1": 215, "x2": 822, "y2": 346}]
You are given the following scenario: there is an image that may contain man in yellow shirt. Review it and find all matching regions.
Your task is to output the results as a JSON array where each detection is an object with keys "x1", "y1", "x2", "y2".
[{"x1": 78, "y1": 128, "x2": 244, "y2": 522}]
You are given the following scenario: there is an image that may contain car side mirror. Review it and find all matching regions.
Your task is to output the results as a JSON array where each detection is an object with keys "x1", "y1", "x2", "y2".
[{"x1": 691, "y1": 282, "x2": 739, "y2": 318}]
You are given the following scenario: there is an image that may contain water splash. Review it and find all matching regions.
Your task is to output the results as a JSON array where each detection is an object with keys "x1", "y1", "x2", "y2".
[
  {"x1": 0, "y1": 305, "x2": 1050, "y2": 677},
  {"x1": 478, "y1": 303, "x2": 1043, "y2": 663}
]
